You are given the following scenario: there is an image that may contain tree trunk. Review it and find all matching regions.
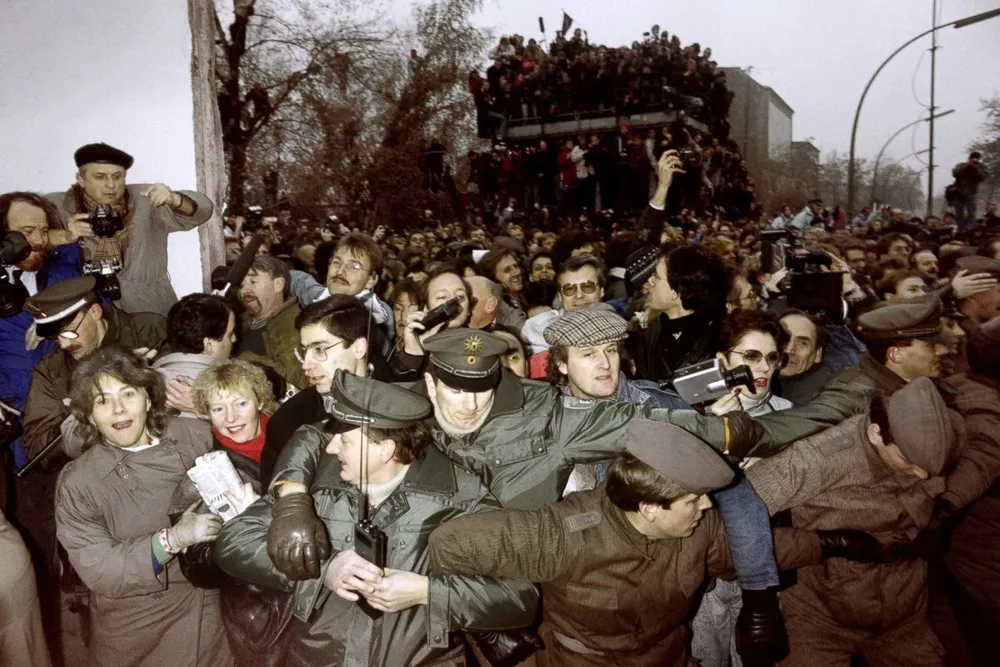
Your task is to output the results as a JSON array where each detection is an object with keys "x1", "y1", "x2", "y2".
[
  {"x1": 188, "y1": 0, "x2": 227, "y2": 290},
  {"x1": 228, "y1": 142, "x2": 248, "y2": 214}
]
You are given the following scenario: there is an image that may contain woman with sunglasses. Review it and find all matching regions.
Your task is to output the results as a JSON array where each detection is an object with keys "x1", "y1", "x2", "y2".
[
  {"x1": 692, "y1": 309, "x2": 793, "y2": 667},
  {"x1": 709, "y1": 309, "x2": 793, "y2": 417}
]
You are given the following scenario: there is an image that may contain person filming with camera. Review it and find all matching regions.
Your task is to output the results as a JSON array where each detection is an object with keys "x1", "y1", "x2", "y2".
[{"x1": 46, "y1": 142, "x2": 214, "y2": 316}]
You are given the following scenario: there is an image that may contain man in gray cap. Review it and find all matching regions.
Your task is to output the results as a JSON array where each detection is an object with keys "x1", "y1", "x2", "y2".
[
  {"x1": 45, "y1": 142, "x2": 215, "y2": 316},
  {"x1": 954, "y1": 255, "x2": 1000, "y2": 324},
  {"x1": 21, "y1": 276, "x2": 166, "y2": 459},
  {"x1": 745, "y1": 378, "x2": 963, "y2": 666},
  {"x1": 215, "y1": 370, "x2": 537, "y2": 667},
  {"x1": 429, "y1": 419, "x2": 879, "y2": 667}
]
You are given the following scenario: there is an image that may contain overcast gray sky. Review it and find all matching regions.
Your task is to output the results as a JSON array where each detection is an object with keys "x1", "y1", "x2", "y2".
[{"x1": 474, "y1": 0, "x2": 1000, "y2": 196}]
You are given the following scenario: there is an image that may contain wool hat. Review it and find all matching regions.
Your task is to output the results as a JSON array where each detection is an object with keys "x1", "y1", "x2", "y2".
[
  {"x1": 74, "y1": 142, "x2": 134, "y2": 170},
  {"x1": 624, "y1": 245, "x2": 660, "y2": 288},
  {"x1": 543, "y1": 303, "x2": 628, "y2": 348},
  {"x1": 624, "y1": 419, "x2": 734, "y2": 494},
  {"x1": 956, "y1": 255, "x2": 1000, "y2": 279}
]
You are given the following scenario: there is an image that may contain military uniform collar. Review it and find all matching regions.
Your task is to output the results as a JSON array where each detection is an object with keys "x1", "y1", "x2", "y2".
[
  {"x1": 600, "y1": 490, "x2": 655, "y2": 561},
  {"x1": 314, "y1": 443, "x2": 459, "y2": 498},
  {"x1": 859, "y1": 352, "x2": 906, "y2": 395}
]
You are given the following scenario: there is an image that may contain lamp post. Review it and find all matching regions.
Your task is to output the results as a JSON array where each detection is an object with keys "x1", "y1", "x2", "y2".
[
  {"x1": 846, "y1": 7, "x2": 1000, "y2": 214},
  {"x1": 871, "y1": 109, "x2": 954, "y2": 203}
]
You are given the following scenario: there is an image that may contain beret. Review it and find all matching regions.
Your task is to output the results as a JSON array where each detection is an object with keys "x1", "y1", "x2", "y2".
[
  {"x1": 625, "y1": 245, "x2": 660, "y2": 287},
  {"x1": 74, "y1": 142, "x2": 134, "y2": 170},
  {"x1": 322, "y1": 370, "x2": 431, "y2": 429},
  {"x1": 886, "y1": 377, "x2": 963, "y2": 476},
  {"x1": 423, "y1": 328, "x2": 506, "y2": 392},
  {"x1": 856, "y1": 295, "x2": 949, "y2": 345},
  {"x1": 624, "y1": 419, "x2": 734, "y2": 494},
  {"x1": 956, "y1": 255, "x2": 1000, "y2": 279},
  {"x1": 543, "y1": 303, "x2": 628, "y2": 347},
  {"x1": 24, "y1": 276, "x2": 97, "y2": 338}
]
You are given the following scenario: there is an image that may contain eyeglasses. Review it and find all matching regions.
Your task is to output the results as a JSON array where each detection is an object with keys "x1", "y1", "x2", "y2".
[
  {"x1": 294, "y1": 340, "x2": 348, "y2": 363},
  {"x1": 559, "y1": 280, "x2": 598, "y2": 298},
  {"x1": 56, "y1": 311, "x2": 87, "y2": 340},
  {"x1": 728, "y1": 349, "x2": 786, "y2": 368},
  {"x1": 329, "y1": 256, "x2": 369, "y2": 274}
]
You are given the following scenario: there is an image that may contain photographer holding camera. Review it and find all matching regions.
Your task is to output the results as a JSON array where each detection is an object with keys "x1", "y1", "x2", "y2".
[{"x1": 46, "y1": 142, "x2": 214, "y2": 316}]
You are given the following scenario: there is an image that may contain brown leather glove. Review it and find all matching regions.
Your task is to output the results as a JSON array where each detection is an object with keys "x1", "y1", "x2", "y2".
[
  {"x1": 724, "y1": 412, "x2": 764, "y2": 459},
  {"x1": 266, "y1": 493, "x2": 331, "y2": 580}
]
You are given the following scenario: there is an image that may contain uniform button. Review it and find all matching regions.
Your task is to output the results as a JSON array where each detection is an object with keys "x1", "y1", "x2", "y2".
[
  {"x1": 494, "y1": 459, "x2": 502, "y2": 465},
  {"x1": 345, "y1": 535, "x2": 352, "y2": 542},
  {"x1": 433, "y1": 635, "x2": 442, "y2": 643}
]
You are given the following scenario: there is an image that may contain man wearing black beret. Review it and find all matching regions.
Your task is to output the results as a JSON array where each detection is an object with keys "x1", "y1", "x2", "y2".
[{"x1": 46, "y1": 142, "x2": 215, "y2": 316}]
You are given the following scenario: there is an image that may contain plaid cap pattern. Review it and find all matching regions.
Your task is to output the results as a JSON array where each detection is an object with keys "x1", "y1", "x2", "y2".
[
  {"x1": 625, "y1": 245, "x2": 659, "y2": 287},
  {"x1": 544, "y1": 303, "x2": 628, "y2": 347}
]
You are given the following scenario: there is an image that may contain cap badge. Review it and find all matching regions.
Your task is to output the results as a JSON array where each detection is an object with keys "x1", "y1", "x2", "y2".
[{"x1": 464, "y1": 335, "x2": 483, "y2": 355}]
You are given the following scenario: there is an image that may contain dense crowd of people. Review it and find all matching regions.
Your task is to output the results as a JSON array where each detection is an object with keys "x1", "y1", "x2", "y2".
[{"x1": 2, "y1": 134, "x2": 1000, "y2": 667}]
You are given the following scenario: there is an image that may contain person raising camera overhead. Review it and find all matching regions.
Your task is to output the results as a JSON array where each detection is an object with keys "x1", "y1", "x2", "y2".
[{"x1": 46, "y1": 142, "x2": 214, "y2": 316}]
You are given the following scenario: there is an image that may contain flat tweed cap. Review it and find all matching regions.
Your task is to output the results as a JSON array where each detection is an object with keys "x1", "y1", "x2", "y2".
[
  {"x1": 24, "y1": 276, "x2": 97, "y2": 338},
  {"x1": 956, "y1": 255, "x2": 1000, "y2": 279},
  {"x1": 544, "y1": 303, "x2": 628, "y2": 347},
  {"x1": 74, "y1": 142, "x2": 134, "y2": 170},
  {"x1": 856, "y1": 295, "x2": 949, "y2": 345},
  {"x1": 625, "y1": 245, "x2": 659, "y2": 287},
  {"x1": 625, "y1": 419, "x2": 734, "y2": 494},
  {"x1": 322, "y1": 370, "x2": 431, "y2": 429},
  {"x1": 886, "y1": 377, "x2": 963, "y2": 476},
  {"x1": 423, "y1": 328, "x2": 506, "y2": 392}
]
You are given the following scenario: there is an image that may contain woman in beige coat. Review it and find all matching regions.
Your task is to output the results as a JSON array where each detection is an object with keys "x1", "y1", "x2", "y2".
[
  {"x1": 54, "y1": 346, "x2": 233, "y2": 667},
  {"x1": 0, "y1": 509, "x2": 51, "y2": 667}
]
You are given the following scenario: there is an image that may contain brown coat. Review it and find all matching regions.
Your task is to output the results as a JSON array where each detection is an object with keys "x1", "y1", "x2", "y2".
[
  {"x1": 238, "y1": 297, "x2": 308, "y2": 391},
  {"x1": 746, "y1": 415, "x2": 941, "y2": 631},
  {"x1": 429, "y1": 488, "x2": 820, "y2": 667},
  {"x1": 46, "y1": 184, "x2": 214, "y2": 317},
  {"x1": 54, "y1": 418, "x2": 232, "y2": 667},
  {"x1": 0, "y1": 510, "x2": 51, "y2": 667}
]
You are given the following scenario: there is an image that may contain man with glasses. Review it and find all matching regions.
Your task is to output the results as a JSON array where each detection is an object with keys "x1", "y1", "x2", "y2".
[
  {"x1": 520, "y1": 254, "x2": 606, "y2": 355},
  {"x1": 288, "y1": 232, "x2": 395, "y2": 358},
  {"x1": 22, "y1": 276, "x2": 166, "y2": 460},
  {"x1": 259, "y1": 294, "x2": 395, "y2": 485},
  {"x1": 238, "y1": 255, "x2": 307, "y2": 391}
]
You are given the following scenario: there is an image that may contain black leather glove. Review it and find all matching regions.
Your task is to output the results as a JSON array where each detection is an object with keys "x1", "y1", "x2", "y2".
[
  {"x1": 818, "y1": 529, "x2": 893, "y2": 563},
  {"x1": 724, "y1": 412, "x2": 764, "y2": 460},
  {"x1": 266, "y1": 493, "x2": 331, "y2": 580},
  {"x1": 463, "y1": 629, "x2": 545, "y2": 667},
  {"x1": 735, "y1": 587, "x2": 789, "y2": 666}
]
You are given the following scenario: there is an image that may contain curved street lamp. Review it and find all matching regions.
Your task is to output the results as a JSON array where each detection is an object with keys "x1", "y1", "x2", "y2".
[
  {"x1": 847, "y1": 7, "x2": 1000, "y2": 214},
  {"x1": 870, "y1": 109, "x2": 954, "y2": 203}
]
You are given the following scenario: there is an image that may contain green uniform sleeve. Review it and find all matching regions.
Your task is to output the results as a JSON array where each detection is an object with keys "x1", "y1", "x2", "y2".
[
  {"x1": 548, "y1": 396, "x2": 731, "y2": 459},
  {"x1": 213, "y1": 493, "x2": 295, "y2": 592},
  {"x1": 749, "y1": 375, "x2": 874, "y2": 458},
  {"x1": 268, "y1": 424, "x2": 326, "y2": 492}
]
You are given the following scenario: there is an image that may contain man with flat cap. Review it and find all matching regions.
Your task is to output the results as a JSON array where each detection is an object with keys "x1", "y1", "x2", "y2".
[
  {"x1": 428, "y1": 420, "x2": 880, "y2": 667},
  {"x1": 46, "y1": 142, "x2": 215, "y2": 316},
  {"x1": 744, "y1": 378, "x2": 964, "y2": 665},
  {"x1": 214, "y1": 370, "x2": 538, "y2": 667}
]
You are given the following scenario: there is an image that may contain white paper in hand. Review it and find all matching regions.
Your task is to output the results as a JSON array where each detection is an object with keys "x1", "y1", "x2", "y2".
[{"x1": 186, "y1": 451, "x2": 245, "y2": 521}]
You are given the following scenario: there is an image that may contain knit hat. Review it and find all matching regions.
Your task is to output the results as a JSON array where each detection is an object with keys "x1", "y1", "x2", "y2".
[{"x1": 625, "y1": 245, "x2": 660, "y2": 288}]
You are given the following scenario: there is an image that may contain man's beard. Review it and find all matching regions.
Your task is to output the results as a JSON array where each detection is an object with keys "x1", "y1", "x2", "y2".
[
  {"x1": 17, "y1": 247, "x2": 47, "y2": 271},
  {"x1": 242, "y1": 296, "x2": 262, "y2": 317}
]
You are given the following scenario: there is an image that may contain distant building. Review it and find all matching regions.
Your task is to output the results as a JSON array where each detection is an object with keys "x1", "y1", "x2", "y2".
[
  {"x1": 719, "y1": 67, "x2": 793, "y2": 174},
  {"x1": 791, "y1": 140, "x2": 820, "y2": 193}
]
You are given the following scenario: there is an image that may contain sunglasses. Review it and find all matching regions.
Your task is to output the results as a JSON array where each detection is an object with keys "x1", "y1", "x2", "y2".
[
  {"x1": 559, "y1": 280, "x2": 598, "y2": 298},
  {"x1": 729, "y1": 349, "x2": 787, "y2": 368}
]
